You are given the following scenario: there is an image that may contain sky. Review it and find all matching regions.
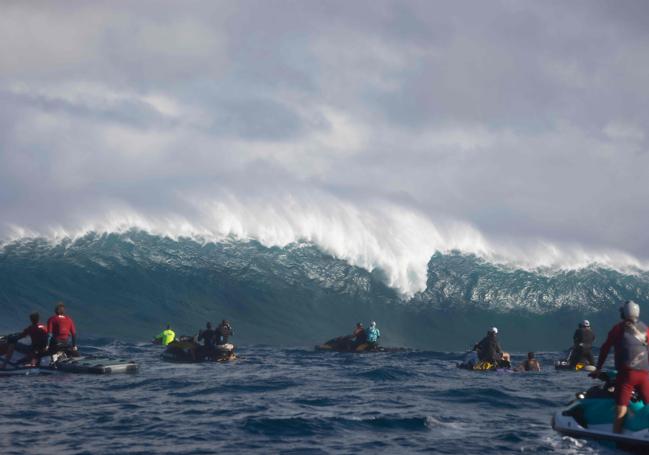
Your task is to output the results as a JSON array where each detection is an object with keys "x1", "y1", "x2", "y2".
[{"x1": 1, "y1": 0, "x2": 649, "y2": 292}]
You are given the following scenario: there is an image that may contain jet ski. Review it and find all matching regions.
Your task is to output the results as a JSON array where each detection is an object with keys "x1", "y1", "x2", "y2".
[
  {"x1": 552, "y1": 371, "x2": 649, "y2": 449},
  {"x1": 555, "y1": 348, "x2": 596, "y2": 371},
  {"x1": 161, "y1": 336, "x2": 237, "y2": 363},
  {"x1": 0, "y1": 336, "x2": 138, "y2": 376},
  {"x1": 457, "y1": 351, "x2": 511, "y2": 371},
  {"x1": 315, "y1": 336, "x2": 404, "y2": 353}
]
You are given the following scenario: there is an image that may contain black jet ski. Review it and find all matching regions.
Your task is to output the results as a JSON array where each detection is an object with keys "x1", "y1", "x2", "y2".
[
  {"x1": 552, "y1": 371, "x2": 649, "y2": 449},
  {"x1": 315, "y1": 336, "x2": 404, "y2": 353},
  {"x1": 161, "y1": 336, "x2": 236, "y2": 363}
]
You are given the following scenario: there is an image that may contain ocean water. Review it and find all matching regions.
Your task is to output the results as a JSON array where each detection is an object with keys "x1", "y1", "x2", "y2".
[{"x1": 0, "y1": 342, "x2": 622, "y2": 454}]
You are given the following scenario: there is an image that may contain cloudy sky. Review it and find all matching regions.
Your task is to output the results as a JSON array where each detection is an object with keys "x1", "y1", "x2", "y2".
[{"x1": 1, "y1": 0, "x2": 649, "y2": 290}]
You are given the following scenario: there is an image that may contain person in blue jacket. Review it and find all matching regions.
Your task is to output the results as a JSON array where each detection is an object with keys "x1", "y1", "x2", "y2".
[{"x1": 367, "y1": 321, "x2": 381, "y2": 348}]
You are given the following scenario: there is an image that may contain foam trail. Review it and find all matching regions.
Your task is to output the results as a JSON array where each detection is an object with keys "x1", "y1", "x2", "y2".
[{"x1": 3, "y1": 191, "x2": 648, "y2": 296}]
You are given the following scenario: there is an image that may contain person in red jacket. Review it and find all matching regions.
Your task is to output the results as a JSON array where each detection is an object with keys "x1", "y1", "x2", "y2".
[
  {"x1": 47, "y1": 302, "x2": 78, "y2": 355},
  {"x1": 1, "y1": 312, "x2": 48, "y2": 368},
  {"x1": 590, "y1": 300, "x2": 649, "y2": 433}
]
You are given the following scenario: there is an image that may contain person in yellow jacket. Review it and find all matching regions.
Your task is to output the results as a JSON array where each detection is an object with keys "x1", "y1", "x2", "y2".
[{"x1": 154, "y1": 324, "x2": 176, "y2": 346}]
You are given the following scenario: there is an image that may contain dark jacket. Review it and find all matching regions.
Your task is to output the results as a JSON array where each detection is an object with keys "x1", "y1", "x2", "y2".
[
  {"x1": 573, "y1": 327, "x2": 595, "y2": 349},
  {"x1": 475, "y1": 333, "x2": 502, "y2": 362}
]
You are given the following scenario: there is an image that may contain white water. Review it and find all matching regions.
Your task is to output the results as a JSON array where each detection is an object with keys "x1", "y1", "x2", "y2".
[{"x1": 4, "y1": 192, "x2": 648, "y2": 296}]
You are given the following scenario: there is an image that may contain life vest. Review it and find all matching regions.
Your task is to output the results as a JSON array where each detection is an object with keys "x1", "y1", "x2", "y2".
[{"x1": 617, "y1": 321, "x2": 649, "y2": 371}]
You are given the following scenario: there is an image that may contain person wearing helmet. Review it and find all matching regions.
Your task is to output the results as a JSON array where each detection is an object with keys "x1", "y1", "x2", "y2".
[
  {"x1": 591, "y1": 301, "x2": 649, "y2": 433},
  {"x1": 216, "y1": 320, "x2": 233, "y2": 345},
  {"x1": 474, "y1": 327, "x2": 504, "y2": 364},
  {"x1": 366, "y1": 321, "x2": 381, "y2": 349},
  {"x1": 569, "y1": 320, "x2": 596, "y2": 367}
]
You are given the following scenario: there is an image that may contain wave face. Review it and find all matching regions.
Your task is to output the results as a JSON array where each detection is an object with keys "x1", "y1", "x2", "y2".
[{"x1": 1, "y1": 231, "x2": 648, "y2": 349}]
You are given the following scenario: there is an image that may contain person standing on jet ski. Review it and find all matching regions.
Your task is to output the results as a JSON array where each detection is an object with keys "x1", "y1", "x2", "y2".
[
  {"x1": 1, "y1": 312, "x2": 48, "y2": 369},
  {"x1": 570, "y1": 320, "x2": 595, "y2": 367},
  {"x1": 154, "y1": 324, "x2": 176, "y2": 346},
  {"x1": 474, "y1": 327, "x2": 505, "y2": 364},
  {"x1": 47, "y1": 302, "x2": 78, "y2": 355},
  {"x1": 366, "y1": 321, "x2": 381, "y2": 349},
  {"x1": 198, "y1": 322, "x2": 217, "y2": 358},
  {"x1": 352, "y1": 322, "x2": 367, "y2": 348},
  {"x1": 215, "y1": 320, "x2": 233, "y2": 345},
  {"x1": 591, "y1": 300, "x2": 649, "y2": 434}
]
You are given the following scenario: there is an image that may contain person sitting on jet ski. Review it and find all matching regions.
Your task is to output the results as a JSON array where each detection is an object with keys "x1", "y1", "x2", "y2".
[
  {"x1": 154, "y1": 324, "x2": 176, "y2": 346},
  {"x1": 215, "y1": 320, "x2": 233, "y2": 345},
  {"x1": 352, "y1": 322, "x2": 367, "y2": 348},
  {"x1": 366, "y1": 321, "x2": 381, "y2": 349},
  {"x1": 570, "y1": 320, "x2": 595, "y2": 367},
  {"x1": 590, "y1": 300, "x2": 649, "y2": 434},
  {"x1": 47, "y1": 302, "x2": 78, "y2": 356},
  {"x1": 1, "y1": 312, "x2": 48, "y2": 369},
  {"x1": 474, "y1": 327, "x2": 506, "y2": 364},
  {"x1": 516, "y1": 352, "x2": 541, "y2": 372}
]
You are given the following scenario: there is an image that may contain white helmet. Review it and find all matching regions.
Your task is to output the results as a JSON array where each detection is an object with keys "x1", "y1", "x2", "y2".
[
  {"x1": 370, "y1": 321, "x2": 376, "y2": 328},
  {"x1": 490, "y1": 327, "x2": 498, "y2": 334},
  {"x1": 621, "y1": 300, "x2": 640, "y2": 322},
  {"x1": 582, "y1": 320, "x2": 590, "y2": 328}
]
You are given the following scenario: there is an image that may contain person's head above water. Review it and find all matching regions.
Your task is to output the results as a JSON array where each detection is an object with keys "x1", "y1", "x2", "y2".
[
  {"x1": 30, "y1": 312, "x2": 39, "y2": 324},
  {"x1": 527, "y1": 352, "x2": 535, "y2": 360},
  {"x1": 620, "y1": 300, "x2": 640, "y2": 322},
  {"x1": 54, "y1": 302, "x2": 65, "y2": 315}
]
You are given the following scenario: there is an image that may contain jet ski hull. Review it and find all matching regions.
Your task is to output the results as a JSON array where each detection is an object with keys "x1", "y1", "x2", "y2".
[
  {"x1": 552, "y1": 410, "x2": 649, "y2": 448},
  {"x1": 54, "y1": 358, "x2": 139, "y2": 374},
  {"x1": 161, "y1": 342, "x2": 237, "y2": 363}
]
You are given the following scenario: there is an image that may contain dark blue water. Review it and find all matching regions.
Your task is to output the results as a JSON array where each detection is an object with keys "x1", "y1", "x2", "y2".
[{"x1": 0, "y1": 342, "x2": 621, "y2": 454}]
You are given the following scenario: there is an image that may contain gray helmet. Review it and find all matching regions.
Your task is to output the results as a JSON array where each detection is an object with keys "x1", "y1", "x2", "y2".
[{"x1": 620, "y1": 300, "x2": 640, "y2": 322}]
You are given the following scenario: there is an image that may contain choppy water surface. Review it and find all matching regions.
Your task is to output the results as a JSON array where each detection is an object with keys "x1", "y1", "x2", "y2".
[{"x1": 0, "y1": 344, "x2": 621, "y2": 454}]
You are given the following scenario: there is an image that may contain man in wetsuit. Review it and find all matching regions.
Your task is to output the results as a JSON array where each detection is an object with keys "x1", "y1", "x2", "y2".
[
  {"x1": 475, "y1": 327, "x2": 503, "y2": 364},
  {"x1": 570, "y1": 320, "x2": 596, "y2": 367},
  {"x1": 47, "y1": 302, "x2": 78, "y2": 355},
  {"x1": 215, "y1": 320, "x2": 233, "y2": 345},
  {"x1": 198, "y1": 322, "x2": 217, "y2": 358},
  {"x1": 1, "y1": 312, "x2": 48, "y2": 368},
  {"x1": 516, "y1": 352, "x2": 541, "y2": 372},
  {"x1": 154, "y1": 324, "x2": 176, "y2": 346},
  {"x1": 591, "y1": 300, "x2": 649, "y2": 433}
]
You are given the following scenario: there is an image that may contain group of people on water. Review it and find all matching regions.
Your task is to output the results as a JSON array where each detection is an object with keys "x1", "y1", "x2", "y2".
[
  {"x1": 154, "y1": 320, "x2": 234, "y2": 347},
  {"x1": 1, "y1": 302, "x2": 77, "y2": 369}
]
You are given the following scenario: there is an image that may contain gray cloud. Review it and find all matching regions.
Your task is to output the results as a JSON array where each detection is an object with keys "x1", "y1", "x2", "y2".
[{"x1": 1, "y1": 0, "x2": 649, "y2": 264}]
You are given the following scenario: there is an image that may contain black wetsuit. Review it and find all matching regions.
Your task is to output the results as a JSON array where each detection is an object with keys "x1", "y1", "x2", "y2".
[
  {"x1": 198, "y1": 329, "x2": 217, "y2": 348},
  {"x1": 353, "y1": 329, "x2": 367, "y2": 348},
  {"x1": 475, "y1": 334, "x2": 502, "y2": 363},
  {"x1": 570, "y1": 327, "x2": 595, "y2": 366}
]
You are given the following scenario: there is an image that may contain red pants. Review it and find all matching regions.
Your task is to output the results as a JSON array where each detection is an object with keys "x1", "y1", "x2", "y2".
[{"x1": 616, "y1": 369, "x2": 649, "y2": 406}]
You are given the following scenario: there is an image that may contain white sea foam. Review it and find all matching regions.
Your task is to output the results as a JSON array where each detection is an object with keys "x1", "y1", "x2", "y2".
[{"x1": 3, "y1": 192, "x2": 648, "y2": 296}]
